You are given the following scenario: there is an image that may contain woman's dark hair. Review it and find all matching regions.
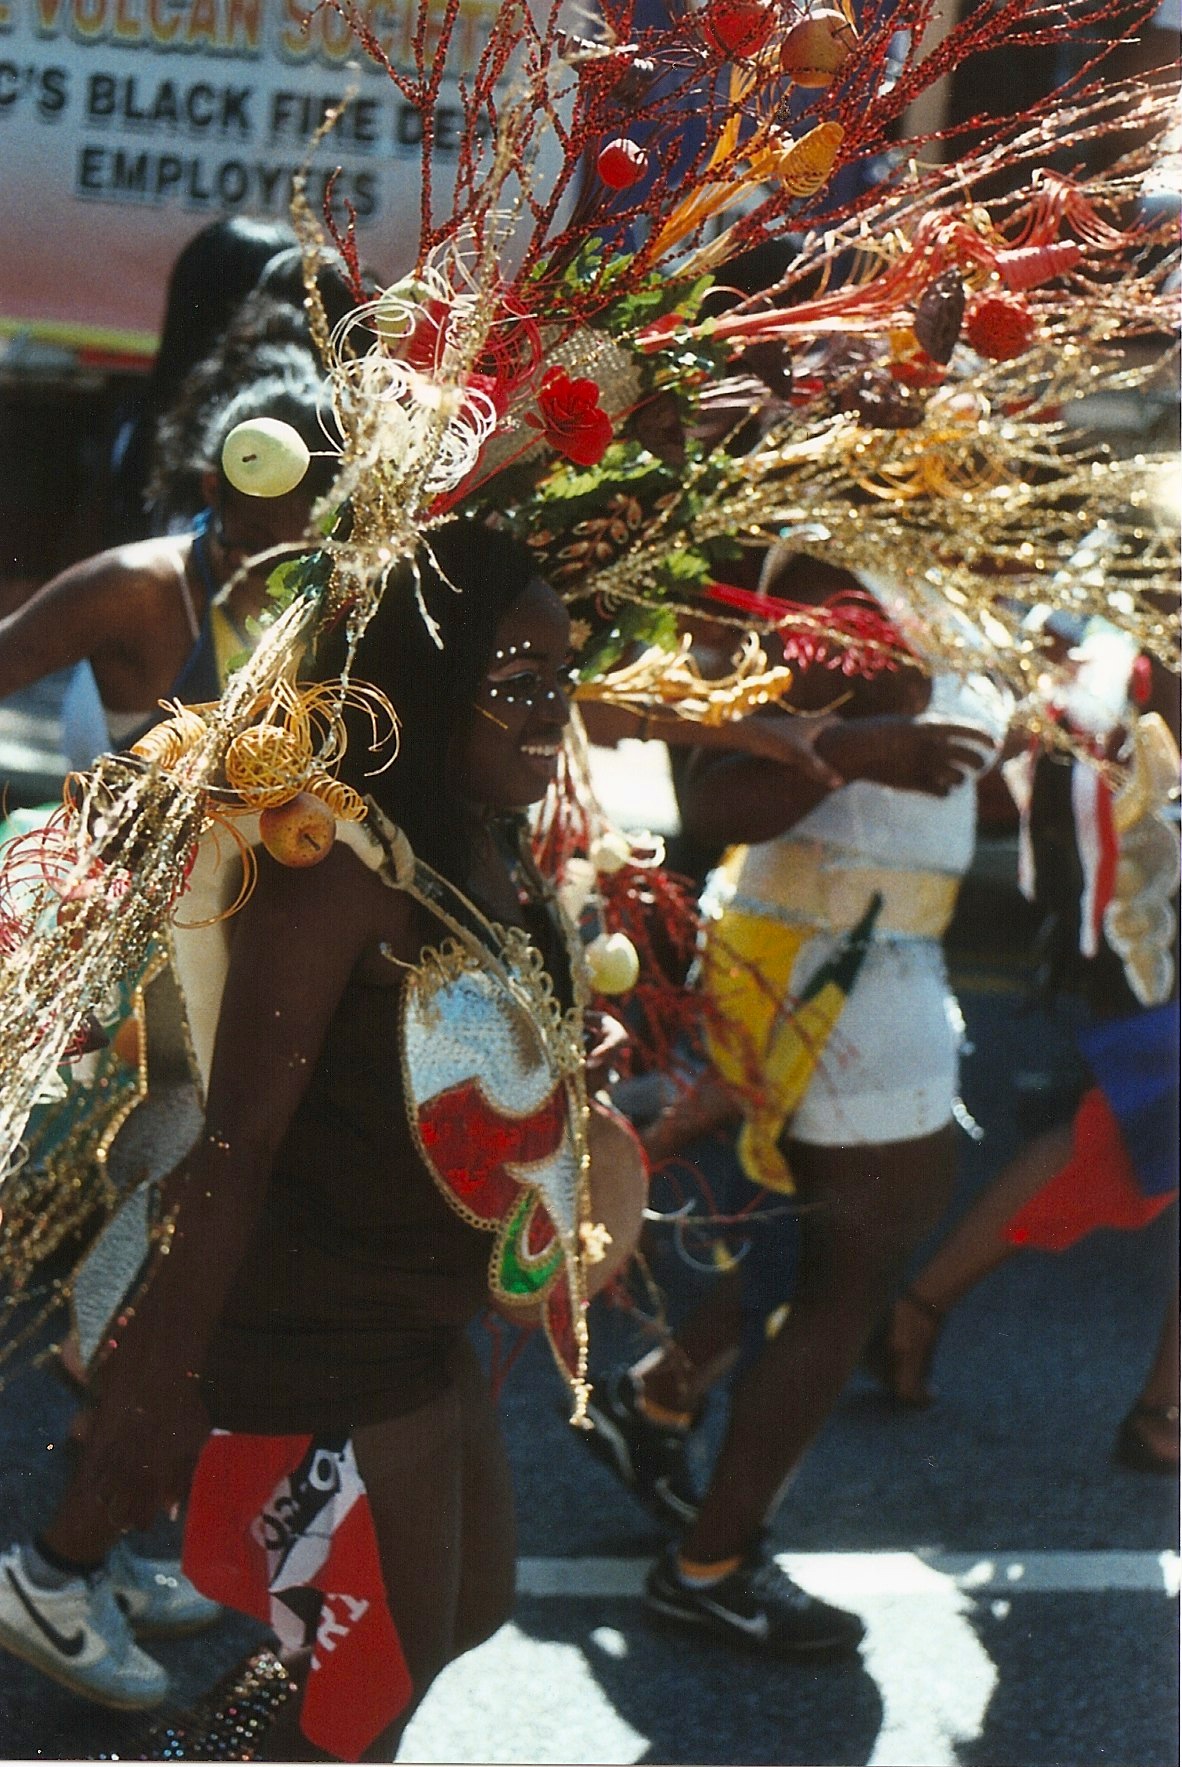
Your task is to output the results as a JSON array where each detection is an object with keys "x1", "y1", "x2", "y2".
[
  {"x1": 149, "y1": 218, "x2": 299, "y2": 417},
  {"x1": 147, "y1": 244, "x2": 359, "y2": 524},
  {"x1": 203, "y1": 363, "x2": 339, "y2": 500},
  {"x1": 109, "y1": 219, "x2": 299, "y2": 542},
  {"x1": 254, "y1": 245, "x2": 364, "y2": 338},
  {"x1": 151, "y1": 340, "x2": 334, "y2": 525},
  {"x1": 317, "y1": 520, "x2": 542, "y2": 882}
]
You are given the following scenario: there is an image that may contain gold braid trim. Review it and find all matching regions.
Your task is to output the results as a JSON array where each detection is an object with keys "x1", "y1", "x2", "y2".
[{"x1": 369, "y1": 810, "x2": 595, "y2": 1424}]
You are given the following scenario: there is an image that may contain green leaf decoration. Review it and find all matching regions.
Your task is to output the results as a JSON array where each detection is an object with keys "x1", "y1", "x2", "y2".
[{"x1": 603, "y1": 270, "x2": 716, "y2": 338}]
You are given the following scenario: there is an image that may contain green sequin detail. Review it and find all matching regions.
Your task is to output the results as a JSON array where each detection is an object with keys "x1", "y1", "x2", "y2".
[{"x1": 499, "y1": 1192, "x2": 563, "y2": 1296}]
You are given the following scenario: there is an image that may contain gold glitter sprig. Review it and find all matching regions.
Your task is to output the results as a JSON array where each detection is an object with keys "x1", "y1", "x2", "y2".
[{"x1": 576, "y1": 633, "x2": 795, "y2": 725}]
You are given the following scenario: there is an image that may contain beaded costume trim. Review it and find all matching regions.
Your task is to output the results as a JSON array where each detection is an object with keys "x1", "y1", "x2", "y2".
[{"x1": 366, "y1": 809, "x2": 596, "y2": 1423}]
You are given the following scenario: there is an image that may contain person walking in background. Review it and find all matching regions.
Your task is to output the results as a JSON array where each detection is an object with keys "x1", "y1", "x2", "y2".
[
  {"x1": 1, "y1": 220, "x2": 356, "y2": 785},
  {"x1": 586, "y1": 546, "x2": 1010, "y2": 1656},
  {"x1": 871, "y1": 618, "x2": 1180, "y2": 1474},
  {"x1": 0, "y1": 355, "x2": 335, "y2": 771}
]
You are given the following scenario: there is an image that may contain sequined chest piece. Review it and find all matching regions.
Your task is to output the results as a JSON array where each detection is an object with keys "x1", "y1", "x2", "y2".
[{"x1": 400, "y1": 920, "x2": 591, "y2": 1411}]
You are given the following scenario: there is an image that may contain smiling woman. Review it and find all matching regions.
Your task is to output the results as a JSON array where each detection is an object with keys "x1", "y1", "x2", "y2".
[
  {"x1": 465, "y1": 582, "x2": 577, "y2": 804},
  {"x1": 315, "y1": 526, "x2": 576, "y2": 886},
  {"x1": 26, "y1": 516, "x2": 635, "y2": 1763}
]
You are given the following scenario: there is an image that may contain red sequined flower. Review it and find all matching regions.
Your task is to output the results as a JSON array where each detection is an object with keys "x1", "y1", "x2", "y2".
[
  {"x1": 527, "y1": 367, "x2": 614, "y2": 466},
  {"x1": 965, "y1": 291, "x2": 1037, "y2": 362}
]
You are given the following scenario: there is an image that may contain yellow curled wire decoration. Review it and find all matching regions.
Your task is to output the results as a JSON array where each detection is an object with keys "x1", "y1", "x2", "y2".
[
  {"x1": 133, "y1": 679, "x2": 399, "y2": 812},
  {"x1": 169, "y1": 810, "x2": 260, "y2": 931},
  {"x1": 304, "y1": 772, "x2": 368, "y2": 822},
  {"x1": 747, "y1": 121, "x2": 845, "y2": 200},
  {"x1": 130, "y1": 701, "x2": 215, "y2": 769}
]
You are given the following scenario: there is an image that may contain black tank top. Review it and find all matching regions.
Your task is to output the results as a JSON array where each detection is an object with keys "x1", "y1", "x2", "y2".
[{"x1": 201, "y1": 943, "x2": 492, "y2": 1435}]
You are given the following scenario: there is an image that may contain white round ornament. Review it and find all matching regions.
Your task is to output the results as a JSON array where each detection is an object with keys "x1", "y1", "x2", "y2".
[
  {"x1": 589, "y1": 831, "x2": 633, "y2": 875},
  {"x1": 586, "y1": 931, "x2": 640, "y2": 995},
  {"x1": 222, "y1": 419, "x2": 310, "y2": 498}
]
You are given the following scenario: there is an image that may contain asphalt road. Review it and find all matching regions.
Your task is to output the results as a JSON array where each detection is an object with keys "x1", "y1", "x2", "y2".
[{"x1": 0, "y1": 707, "x2": 1176, "y2": 1765}]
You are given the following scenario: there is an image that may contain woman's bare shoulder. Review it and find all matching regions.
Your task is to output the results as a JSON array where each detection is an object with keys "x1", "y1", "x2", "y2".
[
  {"x1": 44, "y1": 536, "x2": 186, "y2": 596},
  {"x1": 243, "y1": 836, "x2": 416, "y2": 957}
]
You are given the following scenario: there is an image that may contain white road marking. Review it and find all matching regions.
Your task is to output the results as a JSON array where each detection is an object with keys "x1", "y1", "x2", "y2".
[
  {"x1": 401, "y1": 1551, "x2": 1177, "y2": 1765},
  {"x1": 399, "y1": 1626, "x2": 649, "y2": 1765},
  {"x1": 516, "y1": 1548, "x2": 1180, "y2": 1598}
]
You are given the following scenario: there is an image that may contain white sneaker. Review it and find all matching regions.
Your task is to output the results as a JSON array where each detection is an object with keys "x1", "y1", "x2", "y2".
[
  {"x1": 0, "y1": 1544, "x2": 170, "y2": 1709},
  {"x1": 109, "y1": 1540, "x2": 222, "y2": 1638}
]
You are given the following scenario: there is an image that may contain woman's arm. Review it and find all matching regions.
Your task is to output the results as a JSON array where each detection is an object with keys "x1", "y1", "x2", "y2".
[
  {"x1": 678, "y1": 715, "x2": 996, "y2": 849},
  {"x1": 80, "y1": 842, "x2": 402, "y2": 1528},
  {"x1": 0, "y1": 549, "x2": 152, "y2": 702},
  {"x1": 579, "y1": 643, "x2": 935, "y2": 789},
  {"x1": 579, "y1": 699, "x2": 843, "y2": 788}
]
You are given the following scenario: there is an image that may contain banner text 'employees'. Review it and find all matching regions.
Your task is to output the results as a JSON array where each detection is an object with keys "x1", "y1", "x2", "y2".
[{"x1": 75, "y1": 144, "x2": 377, "y2": 213}]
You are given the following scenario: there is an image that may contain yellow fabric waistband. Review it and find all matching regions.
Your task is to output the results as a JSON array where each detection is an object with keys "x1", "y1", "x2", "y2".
[{"x1": 715, "y1": 838, "x2": 960, "y2": 940}]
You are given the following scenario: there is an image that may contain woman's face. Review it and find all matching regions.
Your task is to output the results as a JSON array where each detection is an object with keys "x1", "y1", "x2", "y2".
[
  {"x1": 458, "y1": 579, "x2": 575, "y2": 809},
  {"x1": 203, "y1": 471, "x2": 316, "y2": 587}
]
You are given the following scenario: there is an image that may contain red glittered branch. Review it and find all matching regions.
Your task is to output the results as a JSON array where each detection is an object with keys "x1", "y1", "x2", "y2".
[{"x1": 322, "y1": 170, "x2": 366, "y2": 303}]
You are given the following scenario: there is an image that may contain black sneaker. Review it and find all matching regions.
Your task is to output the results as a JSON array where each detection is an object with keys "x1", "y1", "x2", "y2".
[
  {"x1": 583, "y1": 1369, "x2": 700, "y2": 1527},
  {"x1": 645, "y1": 1541, "x2": 865, "y2": 1657}
]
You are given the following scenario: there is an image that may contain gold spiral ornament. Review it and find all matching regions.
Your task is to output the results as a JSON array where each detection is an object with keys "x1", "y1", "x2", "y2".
[
  {"x1": 224, "y1": 724, "x2": 311, "y2": 809},
  {"x1": 130, "y1": 702, "x2": 212, "y2": 769},
  {"x1": 304, "y1": 772, "x2": 368, "y2": 822}
]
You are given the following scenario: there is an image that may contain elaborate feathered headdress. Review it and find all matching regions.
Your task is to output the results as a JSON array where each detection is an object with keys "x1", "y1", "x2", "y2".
[{"x1": 0, "y1": 0, "x2": 1177, "y2": 1181}]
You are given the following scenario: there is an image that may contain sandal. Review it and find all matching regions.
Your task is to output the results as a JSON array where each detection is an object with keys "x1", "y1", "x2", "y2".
[
  {"x1": 864, "y1": 1290, "x2": 945, "y2": 1408},
  {"x1": 1115, "y1": 1404, "x2": 1180, "y2": 1475}
]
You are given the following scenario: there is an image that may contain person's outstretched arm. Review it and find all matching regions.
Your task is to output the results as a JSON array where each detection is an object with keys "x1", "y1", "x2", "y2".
[
  {"x1": 0, "y1": 550, "x2": 156, "y2": 702},
  {"x1": 677, "y1": 714, "x2": 995, "y2": 849}
]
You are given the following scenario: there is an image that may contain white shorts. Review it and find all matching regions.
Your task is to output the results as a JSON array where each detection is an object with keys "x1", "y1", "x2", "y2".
[{"x1": 788, "y1": 935, "x2": 964, "y2": 1147}]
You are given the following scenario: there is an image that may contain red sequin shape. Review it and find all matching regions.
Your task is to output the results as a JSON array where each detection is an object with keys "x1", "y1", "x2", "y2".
[
  {"x1": 418, "y1": 1080, "x2": 567, "y2": 1223},
  {"x1": 701, "y1": 0, "x2": 775, "y2": 58},
  {"x1": 598, "y1": 138, "x2": 649, "y2": 189},
  {"x1": 965, "y1": 291, "x2": 1036, "y2": 361}
]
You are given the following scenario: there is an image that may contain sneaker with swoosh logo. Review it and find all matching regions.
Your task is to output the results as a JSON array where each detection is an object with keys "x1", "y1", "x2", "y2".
[
  {"x1": 108, "y1": 1540, "x2": 222, "y2": 1638},
  {"x1": 583, "y1": 1368, "x2": 700, "y2": 1528},
  {"x1": 0, "y1": 1545, "x2": 170, "y2": 1708},
  {"x1": 645, "y1": 1540, "x2": 865, "y2": 1657}
]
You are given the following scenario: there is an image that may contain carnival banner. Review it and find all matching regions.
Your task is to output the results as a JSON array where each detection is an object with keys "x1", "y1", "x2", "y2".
[{"x1": 0, "y1": 0, "x2": 504, "y2": 357}]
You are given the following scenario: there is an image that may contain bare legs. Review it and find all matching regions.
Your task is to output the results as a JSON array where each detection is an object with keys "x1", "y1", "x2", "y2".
[
  {"x1": 40, "y1": 1343, "x2": 515, "y2": 1762},
  {"x1": 632, "y1": 1125, "x2": 957, "y2": 1562},
  {"x1": 876, "y1": 1130, "x2": 1179, "y2": 1472},
  {"x1": 259, "y1": 1341, "x2": 516, "y2": 1762},
  {"x1": 39, "y1": 1449, "x2": 125, "y2": 1569},
  {"x1": 1118, "y1": 1283, "x2": 1181, "y2": 1471},
  {"x1": 878, "y1": 1121, "x2": 1074, "y2": 1405}
]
